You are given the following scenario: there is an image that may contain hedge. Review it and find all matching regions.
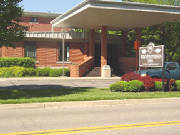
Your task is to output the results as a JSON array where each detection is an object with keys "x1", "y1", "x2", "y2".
[
  {"x1": 110, "y1": 80, "x2": 144, "y2": 92},
  {"x1": 175, "y1": 80, "x2": 180, "y2": 91},
  {"x1": 0, "y1": 67, "x2": 70, "y2": 77},
  {"x1": 154, "y1": 81, "x2": 163, "y2": 91},
  {"x1": 0, "y1": 57, "x2": 35, "y2": 68},
  {"x1": 110, "y1": 80, "x2": 180, "y2": 92}
]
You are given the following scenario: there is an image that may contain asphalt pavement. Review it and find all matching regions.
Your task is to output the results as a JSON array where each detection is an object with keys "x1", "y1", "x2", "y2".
[
  {"x1": 0, "y1": 98, "x2": 179, "y2": 135},
  {"x1": 0, "y1": 77, "x2": 120, "y2": 89}
]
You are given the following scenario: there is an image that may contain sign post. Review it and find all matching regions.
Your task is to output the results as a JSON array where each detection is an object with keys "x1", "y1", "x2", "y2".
[
  {"x1": 134, "y1": 40, "x2": 139, "y2": 72},
  {"x1": 139, "y1": 42, "x2": 165, "y2": 91}
]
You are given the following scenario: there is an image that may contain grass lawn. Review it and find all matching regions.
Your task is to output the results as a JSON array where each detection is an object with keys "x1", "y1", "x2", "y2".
[{"x1": 0, "y1": 87, "x2": 179, "y2": 104}]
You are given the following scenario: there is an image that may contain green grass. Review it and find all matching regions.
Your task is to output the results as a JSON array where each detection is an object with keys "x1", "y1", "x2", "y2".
[{"x1": 0, "y1": 87, "x2": 179, "y2": 104}]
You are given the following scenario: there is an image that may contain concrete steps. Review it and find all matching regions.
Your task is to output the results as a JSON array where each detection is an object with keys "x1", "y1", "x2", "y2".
[{"x1": 85, "y1": 67, "x2": 101, "y2": 77}]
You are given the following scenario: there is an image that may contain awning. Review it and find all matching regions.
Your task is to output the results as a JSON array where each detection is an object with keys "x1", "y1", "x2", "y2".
[{"x1": 51, "y1": 0, "x2": 180, "y2": 29}]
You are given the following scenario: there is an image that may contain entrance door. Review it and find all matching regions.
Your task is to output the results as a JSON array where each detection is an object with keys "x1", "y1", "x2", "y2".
[
  {"x1": 108, "y1": 44, "x2": 119, "y2": 75},
  {"x1": 94, "y1": 44, "x2": 101, "y2": 67}
]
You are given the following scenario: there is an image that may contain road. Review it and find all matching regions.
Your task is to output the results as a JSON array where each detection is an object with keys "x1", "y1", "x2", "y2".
[
  {"x1": 0, "y1": 98, "x2": 179, "y2": 135},
  {"x1": 0, "y1": 77, "x2": 120, "y2": 89}
]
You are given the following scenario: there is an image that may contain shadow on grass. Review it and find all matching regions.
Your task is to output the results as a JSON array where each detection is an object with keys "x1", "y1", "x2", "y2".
[{"x1": 0, "y1": 85, "x2": 94, "y2": 100}]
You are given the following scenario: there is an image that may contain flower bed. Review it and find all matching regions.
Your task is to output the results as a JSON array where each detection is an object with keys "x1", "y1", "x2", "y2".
[{"x1": 110, "y1": 72, "x2": 179, "y2": 92}]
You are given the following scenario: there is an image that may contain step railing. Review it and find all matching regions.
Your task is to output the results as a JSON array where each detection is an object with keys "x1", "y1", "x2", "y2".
[{"x1": 70, "y1": 57, "x2": 94, "y2": 77}]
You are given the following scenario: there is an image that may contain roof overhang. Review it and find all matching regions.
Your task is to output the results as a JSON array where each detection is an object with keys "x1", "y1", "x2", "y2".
[
  {"x1": 51, "y1": 0, "x2": 180, "y2": 30},
  {"x1": 24, "y1": 12, "x2": 61, "y2": 18}
]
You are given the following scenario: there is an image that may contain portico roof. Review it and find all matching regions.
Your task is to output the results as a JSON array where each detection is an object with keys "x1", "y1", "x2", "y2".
[{"x1": 51, "y1": 0, "x2": 180, "y2": 29}]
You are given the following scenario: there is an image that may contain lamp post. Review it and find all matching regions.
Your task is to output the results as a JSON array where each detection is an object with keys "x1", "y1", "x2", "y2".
[{"x1": 62, "y1": 31, "x2": 65, "y2": 77}]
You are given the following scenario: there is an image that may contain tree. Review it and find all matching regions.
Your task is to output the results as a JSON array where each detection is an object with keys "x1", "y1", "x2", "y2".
[
  {"x1": 122, "y1": 0, "x2": 179, "y2": 6},
  {"x1": 122, "y1": 0, "x2": 180, "y2": 62},
  {"x1": 0, "y1": 0, "x2": 27, "y2": 47}
]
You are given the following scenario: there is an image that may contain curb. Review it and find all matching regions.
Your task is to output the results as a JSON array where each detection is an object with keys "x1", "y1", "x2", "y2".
[{"x1": 0, "y1": 98, "x2": 179, "y2": 110}]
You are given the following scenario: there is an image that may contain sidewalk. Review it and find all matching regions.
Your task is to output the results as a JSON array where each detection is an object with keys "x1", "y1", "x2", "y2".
[{"x1": 0, "y1": 98, "x2": 179, "y2": 110}]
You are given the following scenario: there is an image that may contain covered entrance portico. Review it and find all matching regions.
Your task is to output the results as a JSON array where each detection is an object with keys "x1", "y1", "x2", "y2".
[{"x1": 51, "y1": 0, "x2": 180, "y2": 77}]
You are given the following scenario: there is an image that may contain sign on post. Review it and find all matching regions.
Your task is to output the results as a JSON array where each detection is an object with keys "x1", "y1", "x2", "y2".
[{"x1": 139, "y1": 42, "x2": 164, "y2": 67}]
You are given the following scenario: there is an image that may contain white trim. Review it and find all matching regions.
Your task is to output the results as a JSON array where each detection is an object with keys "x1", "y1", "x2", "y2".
[
  {"x1": 51, "y1": 0, "x2": 180, "y2": 27},
  {"x1": 53, "y1": 4, "x2": 91, "y2": 27}
]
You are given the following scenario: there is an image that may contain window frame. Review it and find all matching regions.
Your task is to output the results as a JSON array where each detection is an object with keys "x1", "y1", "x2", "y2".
[
  {"x1": 166, "y1": 63, "x2": 177, "y2": 71},
  {"x1": 24, "y1": 41, "x2": 37, "y2": 59},
  {"x1": 29, "y1": 17, "x2": 39, "y2": 24},
  {"x1": 58, "y1": 42, "x2": 70, "y2": 62}
]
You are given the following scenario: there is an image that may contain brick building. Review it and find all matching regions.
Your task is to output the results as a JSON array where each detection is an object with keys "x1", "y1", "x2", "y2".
[{"x1": 0, "y1": 0, "x2": 179, "y2": 77}]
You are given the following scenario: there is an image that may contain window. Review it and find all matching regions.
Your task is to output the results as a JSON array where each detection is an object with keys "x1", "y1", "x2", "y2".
[
  {"x1": 166, "y1": 63, "x2": 177, "y2": 70},
  {"x1": 59, "y1": 43, "x2": 69, "y2": 61},
  {"x1": 30, "y1": 17, "x2": 38, "y2": 23},
  {"x1": 24, "y1": 42, "x2": 36, "y2": 58}
]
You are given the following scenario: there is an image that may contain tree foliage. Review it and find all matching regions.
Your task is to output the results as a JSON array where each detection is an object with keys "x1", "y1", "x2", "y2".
[
  {"x1": 123, "y1": 0, "x2": 179, "y2": 6},
  {"x1": 0, "y1": 0, "x2": 27, "y2": 47},
  {"x1": 122, "y1": 0, "x2": 180, "y2": 62}
]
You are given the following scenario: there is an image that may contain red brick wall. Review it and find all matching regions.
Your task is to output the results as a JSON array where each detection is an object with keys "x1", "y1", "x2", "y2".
[
  {"x1": 20, "y1": 17, "x2": 62, "y2": 32},
  {"x1": 36, "y1": 41, "x2": 58, "y2": 67},
  {"x1": 21, "y1": 17, "x2": 53, "y2": 24},
  {"x1": 0, "y1": 41, "x2": 86, "y2": 69},
  {"x1": 0, "y1": 42, "x2": 24, "y2": 57},
  {"x1": 70, "y1": 43, "x2": 85, "y2": 64},
  {"x1": 70, "y1": 57, "x2": 94, "y2": 77}
]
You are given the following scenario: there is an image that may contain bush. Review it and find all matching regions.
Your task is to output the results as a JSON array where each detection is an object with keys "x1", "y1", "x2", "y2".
[
  {"x1": 0, "y1": 67, "x2": 70, "y2": 77},
  {"x1": 128, "y1": 80, "x2": 144, "y2": 92},
  {"x1": 122, "y1": 72, "x2": 154, "y2": 91},
  {"x1": 110, "y1": 80, "x2": 144, "y2": 92},
  {"x1": 49, "y1": 68, "x2": 70, "y2": 77},
  {"x1": 140, "y1": 76, "x2": 154, "y2": 91},
  {"x1": 110, "y1": 81, "x2": 128, "y2": 92},
  {"x1": 175, "y1": 80, "x2": 180, "y2": 91},
  {"x1": 24, "y1": 68, "x2": 36, "y2": 76},
  {"x1": 36, "y1": 68, "x2": 50, "y2": 76},
  {"x1": 49, "y1": 69, "x2": 62, "y2": 77},
  {"x1": 155, "y1": 81, "x2": 163, "y2": 91},
  {"x1": 0, "y1": 67, "x2": 25, "y2": 77},
  {"x1": 121, "y1": 72, "x2": 141, "y2": 81},
  {"x1": 0, "y1": 57, "x2": 35, "y2": 68}
]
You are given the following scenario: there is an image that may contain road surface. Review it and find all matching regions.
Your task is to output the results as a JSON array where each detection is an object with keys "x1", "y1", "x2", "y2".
[{"x1": 0, "y1": 98, "x2": 179, "y2": 135}]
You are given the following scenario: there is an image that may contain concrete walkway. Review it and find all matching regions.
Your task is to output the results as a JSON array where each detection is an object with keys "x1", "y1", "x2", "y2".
[{"x1": 0, "y1": 77, "x2": 120, "y2": 89}]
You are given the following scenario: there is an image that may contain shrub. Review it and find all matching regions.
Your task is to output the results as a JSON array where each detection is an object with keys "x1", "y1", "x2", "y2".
[
  {"x1": 0, "y1": 57, "x2": 35, "y2": 68},
  {"x1": 0, "y1": 67, "x2": 25, "y2": 77},
  {"x1": 121, "y1": 72, "x2": 141, "y2": 81},
  {"x1": 36, "y1": 68, "x2": 50, "y2": 76},
  {"x1": 49, "y1": 69, "x2": 62, "y2": 77},
  {"x1": 139, "y1": 76, "x2": 154, "y2": 91},
  {"x1": 128, "y1": 80, "x2": 144, "y2": 92},
  {"x1": 122, "y1": 72, "x2": 154, "y2": 91},
  {"x1": 49, "y1": 68, "x2": 70, "y2": 77},
  {"x1": 155, "y1": 81, "x2": 163, "y2": 91},
  {"x1": 24, "y1": 68, "x2": 36, "y2": 76},
  {"x1": 110, "y1": 80, "x2": 144, "y2": 92},
  {"x1": 0, "y1": 67, "x2": 70, "y2": 77},
  {"x1": 153, "y1": 78, "x2": 176, "y2": 91},
  {"x1": 175, "y1": 80, "x2": 180, "y2": 91},
  {"x1": 13, "y1": 67, "x2": 26, "y2": 77},
  {"x1": 110, "y1": 81, "x2": 128, "y2": 92}
]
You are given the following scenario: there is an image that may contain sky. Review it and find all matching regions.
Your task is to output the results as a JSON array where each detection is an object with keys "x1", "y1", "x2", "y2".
[{"x1": 20, "y1": 0, "x2": 84, "y2": 14}]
